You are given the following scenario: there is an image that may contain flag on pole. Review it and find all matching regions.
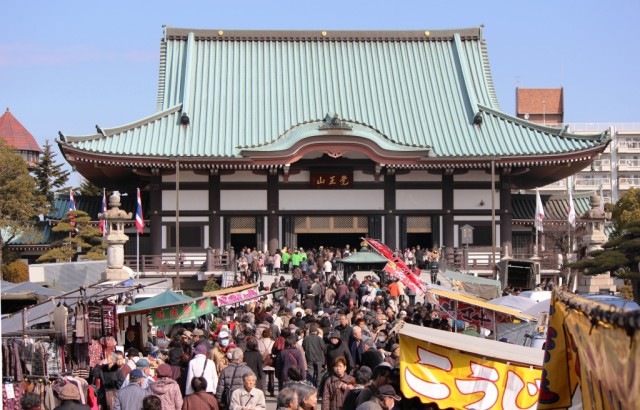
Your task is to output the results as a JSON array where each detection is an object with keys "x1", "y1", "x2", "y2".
[
  {"x1": 135, "y1": 188, "x2": 144, "y2": 234},
  {"x1": 69, "y1": 189, "x2": 76, "y2": 211},
  {"x1": 534, "y1": 190, "x2": 545, "y2": 232},
  {"x1": 568, "y1": 190, "x2": 576, "y2": 227},
  {"x1": 99, "y1": 188, "x2": 107, "y2": 236}
]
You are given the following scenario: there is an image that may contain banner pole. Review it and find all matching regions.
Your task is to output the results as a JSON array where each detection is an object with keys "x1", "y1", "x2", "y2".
[{"x1": 137, "y1": 231, "x2": 140, "y2": 279}]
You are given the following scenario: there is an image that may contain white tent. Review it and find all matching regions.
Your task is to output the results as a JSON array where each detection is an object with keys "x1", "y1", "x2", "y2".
[{"x1": 488, "y1": 295, "x2": 538, "y2": 312}]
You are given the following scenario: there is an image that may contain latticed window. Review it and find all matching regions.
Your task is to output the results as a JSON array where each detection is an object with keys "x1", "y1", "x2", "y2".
[
  {"x1": 230, "y1": 217, "x2": 256, "y2": 233},
  {"x1": 294, "y1": 216, "x2": 367, "y2": 233},
  {"x1": 406, "y1": 216, "x2": 431, "y2": 232}
]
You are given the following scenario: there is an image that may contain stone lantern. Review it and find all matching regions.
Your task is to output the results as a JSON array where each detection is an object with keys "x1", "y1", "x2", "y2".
[
  {"x1": 576, "y1": 192, "x2": 615, "y2": 294},
  {"x1": 99, "y1": 191, "x2": 133, "y2": 281}
]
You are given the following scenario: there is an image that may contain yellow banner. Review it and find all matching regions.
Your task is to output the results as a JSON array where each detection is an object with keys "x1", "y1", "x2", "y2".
[
  {"x1": 538, "y1": 292, "x2": 640, "y2": 410},
  {"x1": 400, "y1": 333, "x2": 542, "y2": 409}
]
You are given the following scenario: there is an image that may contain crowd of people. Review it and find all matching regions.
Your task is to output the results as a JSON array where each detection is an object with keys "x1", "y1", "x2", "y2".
[{"x1": 35, "y1": 244, "x2": 457, "y2": 410}]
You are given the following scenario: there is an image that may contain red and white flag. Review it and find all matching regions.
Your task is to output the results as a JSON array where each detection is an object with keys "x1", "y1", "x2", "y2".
[
  {"x1": 69, "y1": 189, "x2": 76, "y2": 211},
  {"x1": 534, "y1": 190, "x2": 545, "y2": 232},
  {"x1": 135, "y1": 188, "x2": 144, "y2": 234},
  {"x1": 99, "y1": 188, "x2": 107, "y2": 236}
]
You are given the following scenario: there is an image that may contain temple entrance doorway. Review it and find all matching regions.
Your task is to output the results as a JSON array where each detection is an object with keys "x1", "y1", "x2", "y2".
[{"x1": 296, "y1": 233, "x2": 364, "y2": 253}]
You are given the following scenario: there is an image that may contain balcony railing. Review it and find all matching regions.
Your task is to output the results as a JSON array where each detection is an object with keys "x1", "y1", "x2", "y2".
[
  {"x1": 566, "y1": 123, "x2": 640, "y2": 132},
  {"x1": 124, "y1": 252, "x2": 231, "y2": 276}
]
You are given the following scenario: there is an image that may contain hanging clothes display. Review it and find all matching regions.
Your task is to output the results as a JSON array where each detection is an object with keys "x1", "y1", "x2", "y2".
[
  {"x1": 52, "y1": 304, "x2": 68, "y2": 346},
  {"x1": 88, "y1": 338, "x2": 103, "y2": 369},
  {"x1": 2, "y1": 381, "x2": 24, "y2": 410},
  {"x1": 101, "y1": 300, "x2": 118, "y2": 339}
]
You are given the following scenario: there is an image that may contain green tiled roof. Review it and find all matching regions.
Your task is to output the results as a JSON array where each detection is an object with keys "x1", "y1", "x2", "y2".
[
  {"x1": 512, "y1": 191, "x2": 596, "y2": 222},
  {"x1": 60, "y1": 27, "x2": 607, "y2": 162}
]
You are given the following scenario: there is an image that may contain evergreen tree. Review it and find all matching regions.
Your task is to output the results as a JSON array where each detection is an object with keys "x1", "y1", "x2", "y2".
[
  {"x1": 37, "y1": 210, "x2": 106, "y2": 263},
  {"x1": 33, "y1": 140, "x2": 70, "y2": 206},
  {"x1": 570, "y1": 188, "x2": 640, "y2": 303},
  {"x1": 78, "y1": 177, "x2": 103, "y2": 196},
  {"x1": 0, "y1": 140, "x2": 48, "y2": 272}
]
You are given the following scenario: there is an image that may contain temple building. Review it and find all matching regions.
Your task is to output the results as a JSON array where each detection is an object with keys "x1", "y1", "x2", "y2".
[{"x1": 58, "y1": 27, "x2": 609, "y2": 264}]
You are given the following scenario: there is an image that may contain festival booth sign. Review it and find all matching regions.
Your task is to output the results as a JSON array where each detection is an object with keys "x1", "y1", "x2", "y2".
[
  {"x1": 428, "y1": 287, "x2": 537, "y2": 332},
  {"x1": 400, "y1": 323, "x2": 544, "y2": 410},
  {"x1": 151, "y1": 298, "x2": 214, "y2": 326},
  {"x1": 538, "y1": 291, "x2": 640, "y2": 410}
]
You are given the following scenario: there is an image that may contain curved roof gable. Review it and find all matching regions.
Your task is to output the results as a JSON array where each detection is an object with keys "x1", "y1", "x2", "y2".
[{"x1": 59, "y1": 27, "x2": 607, "y2": 164}]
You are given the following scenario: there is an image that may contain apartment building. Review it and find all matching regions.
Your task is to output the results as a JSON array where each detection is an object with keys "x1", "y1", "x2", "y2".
[{"x1": 516, "y1": 88, "x2": 639, "y2": 203}]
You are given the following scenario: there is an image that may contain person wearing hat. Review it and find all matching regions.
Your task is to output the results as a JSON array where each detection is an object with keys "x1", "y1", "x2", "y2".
[
  {"x1": 186, "y1": 343, "x2": 218, "y2": 396},
  {"x1": 148, "y1": 364, "x2": 183, "y2": 410},
  {"x1": 193, "y1": 328, "x2": 213, "y2": 352},
  {"x1": 121, "y1": 358, "x2": 154, "y2": 389},
  {"x1": 325, "y1": 331, "x2": 353, "y2": 378},
  {"x1": 212, "y1": 330, "x2": 233, "y2": 373},
  {"x1": 355, "y1": 384, "x2": 401, "y2": 410},
  {"x1": 53, "y1": 383, "x2": 89, "y2": 410},
  {"x1": 181, "y1": 330, "x2": 194, "y2": 358},
  {"x1": 113, "y1": 369, "x2": 149, "y2": 410}
]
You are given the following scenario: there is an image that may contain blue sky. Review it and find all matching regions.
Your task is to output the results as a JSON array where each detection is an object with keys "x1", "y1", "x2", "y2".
[{"x1": 2, "y1": 1, "x2": 638, "y2": 184}]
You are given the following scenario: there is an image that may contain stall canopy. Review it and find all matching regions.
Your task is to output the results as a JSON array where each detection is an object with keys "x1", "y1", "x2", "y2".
[
  {"x1": 429, "y1": 287, "x2": 538, "y2": 322},
  {"x1": 1, "y1": 281, "x2": 63, "y2": 298},
  {"x1": 487, "y1": 294, "x2": 538, "y2": 312},
  {"x1": 125, "y1": 290, "x2": 193, "y2": 313},
  {"x1": 440, "y1": 270, "x2": 501, "y2": 299},
  {"x1": 1, "y1": 280, "x2": 159, "y2": 334}
]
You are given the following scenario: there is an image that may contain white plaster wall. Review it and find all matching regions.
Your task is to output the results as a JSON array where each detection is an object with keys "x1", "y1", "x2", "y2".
[
  {"x1": 221, "y1": 190, "x2": 267, "y2": 210},
  {"x1": 163, "y1": 190, "x2": 208, "y2": 211},
  {"x1": 280, "y1": 190, "x2": 383, "y2": 210},
  {"x1": 454, "y1": 170, "x2": 491, "y2": 182},
  {"x1": 396, "y1": 170, "x2": 441, "y2": 182},
  {"x1": 396, "y1": 190, "x2": 442, "y2": 210},
  {"x1": 454, "y1": 189, "x2": 500, "y2": 209},
  {"x1": 161, "y1": 171, "x2": 209, "y2": 183},
  {"x1": 162, "y1": 216, "x2": 209, "y2": 222},
  {"x1": 287, "y1": 171, "x2": 309, "y2": 183},
  {"x1": 454, "y1": 216, "x2": 496, "y2": 222},
  {"x1": 353, "y1": 170, "x2": 374, "y2": 182},
  {"x1": 220, "y1": 171, "x2": 267, "y2": 183}
]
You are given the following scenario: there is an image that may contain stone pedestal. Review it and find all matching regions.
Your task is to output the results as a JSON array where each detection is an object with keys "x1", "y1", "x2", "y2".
[{"x1": 576, "y1": 192, "x2": 615, "y2": 294}]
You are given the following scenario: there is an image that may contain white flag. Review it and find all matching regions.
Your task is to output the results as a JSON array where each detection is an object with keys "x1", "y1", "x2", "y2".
[
  {"x1": 568, "y1": 190, "x2": 576, "y2": 227},
  {"x1": 535, "y1": 190, "x2": 545, "y2": 232}
]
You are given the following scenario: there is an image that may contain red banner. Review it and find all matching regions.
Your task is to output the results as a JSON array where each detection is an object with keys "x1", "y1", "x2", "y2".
[
  {"x1": 383, "y1": 261, "x2": 423, "y2": 294},
  {"x1": 363, "y1": 237, "x2": 426, "y2": 295}
]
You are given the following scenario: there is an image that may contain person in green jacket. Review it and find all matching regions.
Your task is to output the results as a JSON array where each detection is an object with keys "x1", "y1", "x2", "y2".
[
  {"x1": 291, "y1": 248, "x2": 307, "y2": 271},
  {"x1": 282, "y1": 247, "x2": 291, "y2": 274}
]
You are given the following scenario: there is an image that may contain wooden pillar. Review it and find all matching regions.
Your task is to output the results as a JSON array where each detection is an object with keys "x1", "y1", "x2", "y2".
[
  {"x1": 442, "y1": 172, "x2": 455, "y2": 261},
  {"x1": 500, "y1": 173, "x2": 513, "y2": 257},
  {"x1": 150, "y1": 169, "x2": 162, "y2": 256},
  {"x1": 209, "y1": 171, "x2": 221, "y2": 250},
  {"x1": 383, "y1": 169, "x2": 396, "y2": 249},
  {"x1": 267, "y1": 171, "x2": 279, "y2": 255}
]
